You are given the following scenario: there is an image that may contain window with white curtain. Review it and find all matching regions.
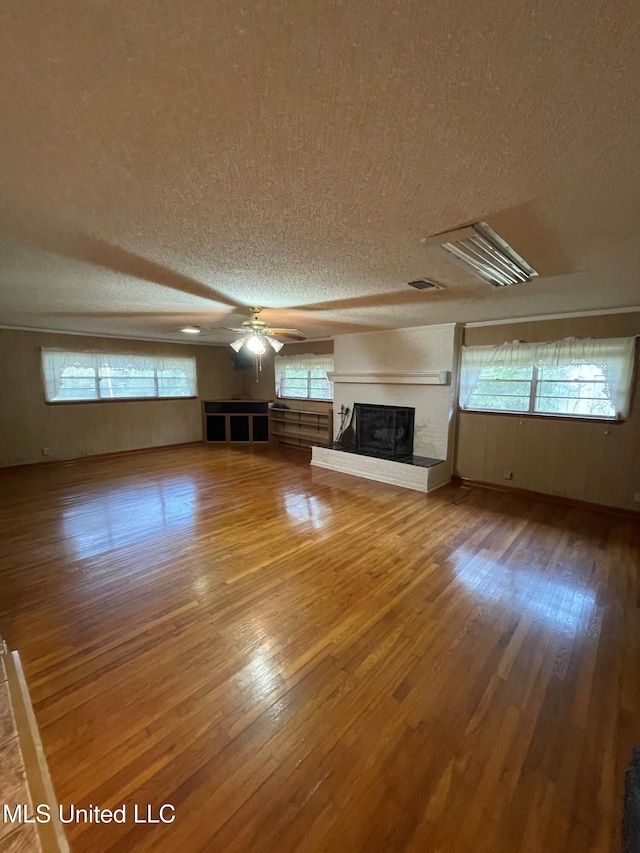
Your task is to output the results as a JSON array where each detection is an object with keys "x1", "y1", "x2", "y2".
[
  {"x1": 459, "y1": 337, "x2": 637, "y2": 420},
  {"x1": 41, "y1": 349, "x2": 198, "y2": 402},
  {"x1": 274, "y1": 354, "x2": 334, "y2": 401}
]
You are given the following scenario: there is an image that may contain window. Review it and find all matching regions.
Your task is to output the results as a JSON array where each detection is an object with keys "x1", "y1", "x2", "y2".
[
  {"x1": 42, "y1": 350, "x2": 197, "y2": 402},
  {"x1": 460, "y1": 336, "x2": 636, "y2": 420},
  {"x1": 274, "y1": 354, "x2": 333, "y2": 401}
]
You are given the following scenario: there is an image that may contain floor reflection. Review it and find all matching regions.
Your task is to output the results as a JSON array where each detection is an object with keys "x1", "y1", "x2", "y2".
[
  {"x1": 192, "y1": 575, "x2": 210, "y2": 597},
  {"x1": 451, "y1": 551, "x2": 596, "y2": 632},
  {"x1": 62, "y1": 477, "x2": 197, "y2": 558},
  {"x1": 283, "y1": 491, "x2": 332, "y2": 529},
  {"x1": 243, "y1": 643, "x2": 281, "y2": 700}
]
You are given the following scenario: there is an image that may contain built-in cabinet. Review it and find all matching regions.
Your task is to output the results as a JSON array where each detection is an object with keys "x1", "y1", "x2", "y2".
[
  {"x1": 268, "y1": 407, "x2": 333, "y2": 449},
  {"x1": 203, "y1": 400, "x2": 270, "y2": 444}
]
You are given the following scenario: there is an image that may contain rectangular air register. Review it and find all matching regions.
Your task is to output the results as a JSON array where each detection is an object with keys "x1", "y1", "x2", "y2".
[
  {"x1": 408, "y1": 279, "x2": 443, "y2": 291},
  {"x1": 425, "y1": 222, "x2": 538, "y2": 287}
]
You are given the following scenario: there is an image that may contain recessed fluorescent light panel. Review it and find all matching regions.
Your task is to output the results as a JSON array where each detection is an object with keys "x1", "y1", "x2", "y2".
[{"x1": 435, "y1": 222, "x2": 538, "y2": 287}]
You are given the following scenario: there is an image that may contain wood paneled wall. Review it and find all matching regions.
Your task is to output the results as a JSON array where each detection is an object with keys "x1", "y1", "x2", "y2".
[
  {"x1": 455, "y1": 312, "x2": 640, "y2": 511},
  {"x1": 0, "y1": 329, "x2": 237, "y2": 467}
]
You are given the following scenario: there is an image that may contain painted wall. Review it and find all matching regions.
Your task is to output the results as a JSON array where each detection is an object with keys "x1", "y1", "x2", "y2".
[
  {"x1": 455, "y1": 312, "x2": 640, "y2": 512},
  {"x1": 332, "y1": 324, "x2": 459, "y2": 461},
  {"x1": 0, "y1": 328, "x2": 236, "y2": 467}
]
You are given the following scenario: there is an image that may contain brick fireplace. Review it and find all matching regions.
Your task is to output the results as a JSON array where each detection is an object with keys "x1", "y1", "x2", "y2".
[{"x1": 311, "y1": 323, "x2": 461, "y2": 493}]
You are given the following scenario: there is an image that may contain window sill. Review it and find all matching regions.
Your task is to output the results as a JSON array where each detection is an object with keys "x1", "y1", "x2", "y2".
[
  {"x1": 459, "y1": 408, "x2": 623, "y2": 424},
  {"x1": 277, "y1": 397, "x2": 333, "y2": 403},
  {"x1": 45, "y1": 396, "x2": 198, "y2": 406}
]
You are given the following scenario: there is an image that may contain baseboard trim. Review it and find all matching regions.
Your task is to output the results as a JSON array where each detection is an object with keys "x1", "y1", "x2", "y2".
[
  {"x1": 0, "y1": 441, "x2": 203, "y2": 473},
  {"x1": 453, "y1": 476, "x2": 639, "y2": 518},
  {"x1": 3, "y1": 650, "x2": 70, "y2": 852}
]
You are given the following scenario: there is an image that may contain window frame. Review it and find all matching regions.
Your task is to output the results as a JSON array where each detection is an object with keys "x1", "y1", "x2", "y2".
[
  {"x1": 458, "y1": 364, "x2": 622, "y2": 423},
  {"x1": 41, "y1": 350, "x2": 198, "y2": 405},
  {"x1": 274, "y1": 355, "x2": 334, "y2": 402},
  {"x1": 461, "y1": 364, "x2": 619, "y2": 420},
  {"x1": 458, "y1": 337, "x2": 637, "y2": 423}
]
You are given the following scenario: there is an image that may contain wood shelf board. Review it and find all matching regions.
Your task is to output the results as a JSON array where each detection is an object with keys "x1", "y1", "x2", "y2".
[
  {"x1": 270, "y1": 406, "x2": 332, "y2": 446},
  {"x1": 327, "y1": 371, "x2": 449, "y2": 385},
  {"x1": 269, "y1": 408, "x2": 331, "y2": 417},
  {"x1": 269, "y1": 416, "x2": 328, "y2": 426}
]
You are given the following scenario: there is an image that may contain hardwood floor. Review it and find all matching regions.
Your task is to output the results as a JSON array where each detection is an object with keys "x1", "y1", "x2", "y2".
[{"x1": 0, "y1": 445, "x2": 638, "y2": 852}]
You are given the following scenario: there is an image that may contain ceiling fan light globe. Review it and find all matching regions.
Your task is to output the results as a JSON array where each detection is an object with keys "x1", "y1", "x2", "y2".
[
  {"x1": 268, "y1": 338, "x2": 284, "y2": 352},
  {"x1": 230, "y1": 337, "x2": 246, "y2": 352},
  {"x1": 246, "y1": 335, "x2": 266, "y2": 355}
]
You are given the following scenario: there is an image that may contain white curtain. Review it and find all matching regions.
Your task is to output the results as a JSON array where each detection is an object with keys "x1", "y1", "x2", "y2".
[
  {"x1": 41, "y1": 349, "x2": 198, "y2": 400},
  {"x1": 460, "y1": 336, "x2": 637, "y2": 417},
  {"x1": 274, "y1": 354, "x2": 334, "y2": 397}
]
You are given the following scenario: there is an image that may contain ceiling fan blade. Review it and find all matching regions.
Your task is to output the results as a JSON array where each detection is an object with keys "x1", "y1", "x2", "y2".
[
  {"x1": 269, "y1": 328, "x2": 306, "y2": 340},
  {"x1": 213, "y1": 311, "x2": 307, "y2": 342}
]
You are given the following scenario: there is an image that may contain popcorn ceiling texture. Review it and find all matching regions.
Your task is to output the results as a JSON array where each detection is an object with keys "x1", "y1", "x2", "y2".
[{"x1": 0, "y1": 0, "x2": 639, "y2": 343}]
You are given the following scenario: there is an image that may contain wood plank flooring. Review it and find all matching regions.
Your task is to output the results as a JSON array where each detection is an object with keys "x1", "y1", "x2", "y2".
[{"x1": 0, "y1": 445, "x2": 638, "y2": 852}]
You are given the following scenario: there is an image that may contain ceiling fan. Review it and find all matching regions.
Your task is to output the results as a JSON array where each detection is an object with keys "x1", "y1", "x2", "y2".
[{"x1": 223, "y1": 307, "x2": 306, "y2": 354}]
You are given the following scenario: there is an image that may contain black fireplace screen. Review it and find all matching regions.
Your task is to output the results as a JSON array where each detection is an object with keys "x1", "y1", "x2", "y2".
[{"x1": 354, "y1": 403, "x2": 415, "y2": 459}]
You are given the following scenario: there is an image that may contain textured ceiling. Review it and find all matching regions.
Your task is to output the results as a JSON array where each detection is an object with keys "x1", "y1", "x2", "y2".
[{"x1": 1, "y1": 0, "x2": 639, "y2": 344}]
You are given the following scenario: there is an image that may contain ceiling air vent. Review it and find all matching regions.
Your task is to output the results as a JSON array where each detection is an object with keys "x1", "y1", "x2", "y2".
[
  {"x1": 425, "y1": 222, "x2": 538, "y2": 287},
  {"x1": 408, "y1": 279, "x2": 443, "y2": 291}
]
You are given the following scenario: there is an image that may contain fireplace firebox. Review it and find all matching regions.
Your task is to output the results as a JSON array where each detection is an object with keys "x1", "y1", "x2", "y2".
[{"x1": 353, "y1": 403, "x2": 415, "y2": 460}]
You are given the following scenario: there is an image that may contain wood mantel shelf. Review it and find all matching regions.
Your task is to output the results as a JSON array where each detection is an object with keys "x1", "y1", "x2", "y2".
[{"x1": 326, "y1": 370, "x2": 450, "y2": 385}]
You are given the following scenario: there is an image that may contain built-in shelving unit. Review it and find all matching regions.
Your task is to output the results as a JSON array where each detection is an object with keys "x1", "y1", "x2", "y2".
[
  {"x1": 203, "y1": 400, "x2": 270, "y2": 444},
  {"x1": 269, "y1": 407, "x2": 333, "y2": 450}
]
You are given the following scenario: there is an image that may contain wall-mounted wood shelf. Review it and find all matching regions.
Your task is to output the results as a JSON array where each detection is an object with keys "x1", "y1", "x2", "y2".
[
  {"x1": 269, "y1": 407, "x2": 332, "y2": 450},
  {"x1": 326, "y1": 371, "x2": 450, "y2": 385}
]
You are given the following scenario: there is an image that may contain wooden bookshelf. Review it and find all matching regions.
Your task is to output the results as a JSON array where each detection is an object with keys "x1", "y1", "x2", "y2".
[{"x1": 269, "y1": 407, "x2": 333, "y2": 450}]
